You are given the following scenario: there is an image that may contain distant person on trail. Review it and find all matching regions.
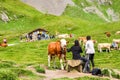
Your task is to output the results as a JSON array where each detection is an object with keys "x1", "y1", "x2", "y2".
[
  {"x1": 85, "y1": 36, "x2": 95, "y2": 70},
  {"x1": 67, "y1": 40, "x2": 90, "y2": 73},
  {"x1": 3, "y1": 38, "x2": 7, "y2": 44}
]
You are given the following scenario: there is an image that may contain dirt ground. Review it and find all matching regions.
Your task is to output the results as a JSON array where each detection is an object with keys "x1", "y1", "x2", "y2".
[{"x1": 26, "y1": 66, "x2": 120, "y2": 80}]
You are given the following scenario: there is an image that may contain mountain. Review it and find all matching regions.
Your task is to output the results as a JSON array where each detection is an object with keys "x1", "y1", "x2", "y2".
[{"x1": 21, "y1": 0, "x2": 120, "y2": 22}]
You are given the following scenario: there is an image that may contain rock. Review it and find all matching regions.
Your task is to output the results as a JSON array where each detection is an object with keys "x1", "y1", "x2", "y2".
[
  {"x1": 98, "y1": 0, "x2": 112, "y2": 5},
  {"x1": 21, "y1": 0, "x2": 75, "y2": 16},
  {"x1": 86, "y1": 0, "x2": 95, "y2": 3},
  {"x1": 83, "y1": 6, "x2": 110, "y2": 22},
  {"x1": 0, "y1": 11, "x2": 10, "y2": 23},
  {"x1": 106, "y1": 8, "x2": 119, "y2": 21}
]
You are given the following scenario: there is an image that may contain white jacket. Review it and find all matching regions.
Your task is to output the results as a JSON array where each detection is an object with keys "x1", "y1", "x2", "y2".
[{"x1": 85, "y1": 40, "x2": 95, "y2": 54}]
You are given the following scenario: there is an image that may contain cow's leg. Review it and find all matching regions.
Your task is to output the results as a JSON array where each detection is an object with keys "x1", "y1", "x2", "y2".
[
  {"x1": 60, "y1": 59, "x2": 64, "y2": 70},
  {"x1": 100, "y1": 48, "x2": 102, "y2": 52},
  {"x1": 48, "y1": 55, "x2": 51, "y2": 67},
  {"x1": 98, "y1": 46, "x2": 100, "y2": 52},
  {"x1": 53, "y1": 56, "x2": 56, "y2": 68},
  {"x1": 108, "y1": 47, "x2": 110, "y2": 52},
  {"x1": 62, "y1": 54, "x2": 67, "y2": 70}
]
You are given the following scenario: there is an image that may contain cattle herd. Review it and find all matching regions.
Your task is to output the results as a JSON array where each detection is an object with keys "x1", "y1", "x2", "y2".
[
  {"x1": 47, "y1": 31, "x2": 120, "y2": 70},
  {"x1": 78, "y1": 37, "x2": 120, "y2": 53},
  {"x1": 78, "y1": 31, "x2": 120, "y2": 52}
]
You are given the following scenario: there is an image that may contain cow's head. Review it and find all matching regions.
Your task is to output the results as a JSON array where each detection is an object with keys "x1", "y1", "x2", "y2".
[
  {"x1": 60, "y1": 39, "x2": 67, "y2": 48},
  {"x1": 60, "y1": 39, "x2": 68, "y2": 63}
]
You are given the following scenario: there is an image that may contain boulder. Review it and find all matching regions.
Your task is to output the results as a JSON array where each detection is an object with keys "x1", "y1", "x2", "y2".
[{"x1": 0, "y1": 12, "x2": 10, "y2": 23}]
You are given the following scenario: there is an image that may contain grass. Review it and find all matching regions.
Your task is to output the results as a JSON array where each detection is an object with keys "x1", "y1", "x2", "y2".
[
  {"x1": 0, "y1": 0, "x2": 120, "y2": 80},
  {"x1": 34, "y1": 65, "x2": 45, "y2": 73},
  {"x1": 52, "y1": 76, "x2": 109, "y2": 80}
]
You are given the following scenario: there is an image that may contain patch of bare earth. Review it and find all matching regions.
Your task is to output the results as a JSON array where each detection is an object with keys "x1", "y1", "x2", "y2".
[{"x1": 113, "y1": 69, "x2": 120, "y2": 74}]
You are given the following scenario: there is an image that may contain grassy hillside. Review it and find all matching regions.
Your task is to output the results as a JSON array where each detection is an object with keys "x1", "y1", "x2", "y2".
[
  {"x1": 65, "y1": 0, "x2": 120, "y2": 22},
  {"x1": 0, "y1": 0, "x2": 120, "y2": 80},
  {"x1": 63, "y1": 0, "x2": 105, "y2": 22},
  {"x1": 0, "y1": 0, "x2": 120, "y2": 68}
]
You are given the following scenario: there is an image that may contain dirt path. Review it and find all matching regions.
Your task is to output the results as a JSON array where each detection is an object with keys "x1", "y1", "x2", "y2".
[
  {"x1": 114, "y1": 69, "x2": 120, "y2": 74},
  {"x1": 27, "y1": 66, "x2": 92, "y2": 80},
  {"x1": 26, "y1": 66, "x2": 120, "y2": 80}
]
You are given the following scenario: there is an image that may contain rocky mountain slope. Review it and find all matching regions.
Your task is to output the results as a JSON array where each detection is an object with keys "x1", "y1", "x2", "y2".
[
  {"x1": 21, "y1": 0, "x2": 74, "y2": 16},
  {"x1": 21, "y1": 0, "x2": 119, "y2": 22}
]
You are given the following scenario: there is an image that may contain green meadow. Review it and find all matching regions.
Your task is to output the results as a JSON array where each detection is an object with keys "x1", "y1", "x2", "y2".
[{"x1": 0, "y1": 0, "x2": 120, "y2": 80}]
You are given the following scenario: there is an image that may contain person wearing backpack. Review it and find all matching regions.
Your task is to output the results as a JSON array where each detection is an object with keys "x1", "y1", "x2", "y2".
[{"x1": 85, "y1": 36, "x2": 95, "y2": 70}]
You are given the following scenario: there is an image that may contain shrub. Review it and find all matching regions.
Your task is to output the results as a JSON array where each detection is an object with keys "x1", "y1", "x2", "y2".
[
  {"x1": 111, "y1": 71, "x2": 120, "y2": 79},
  {"x1": 0, "y1": 0, "x2": 6, "y2": 2},
  {"x1": 0, "y1": 69, "x2": 18, "y2": 80},
  {"x1": 34, "y1": 65, "x2": 45, "y2": 73},
  {"x1": 102, "y1": 68, "x2": 120, "y2": 79},
  {"x1": 75, "y1": 76, "x2": 109, "y2": 80},
  {"x1": 53, "y1": 76, "x2": 109, "y2": 80},
  {"x1": 11, "y1": 68, "x2": 33, "y2": 77},
  {"x1": 0, "y1": 61, "x2": 14, "y2": 68},
  {"x1": 102, "y1": 68, "x2": 110, "y2": 76}
]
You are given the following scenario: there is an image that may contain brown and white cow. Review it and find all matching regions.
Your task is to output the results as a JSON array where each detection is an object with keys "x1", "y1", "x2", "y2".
[
  {"x1": 0, "y1": 43, "x2": 8, "y2": 47},
  {"x1": 78, "y1": 37, "x2": 97, "y2": 46},
  {"x1": 48, "y1": 39, "x2": 67, "y2": 70}
]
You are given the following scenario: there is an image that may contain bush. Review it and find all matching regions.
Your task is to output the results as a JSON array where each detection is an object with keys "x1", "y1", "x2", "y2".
[
  {"x1": 75, "y1": 76, "x2": 109, "y2": 80},
  {"x1": 34, "y1": 65, "x2": 45, "y2": 73},
  {"x1": 102, "y1": 68, "x2": 120, "y2": 79},
  {"x1": 53, "y1": 76, "x2": 109, "y2": 80},
  {"x1": 111, "y1": 71, "x2": 120, "y2": 79},
  {"x1": 0, "y1": 61, "x2": 14, "y2": 68},
  {"x1": 0, "y1": 69, "x2": 18, "y2": 80},
  {"x1": 102, "y1": 68, "x2": 110, "y2": 76},
  {"x1": 11, "y1": 68, "x2": 33, "y2": 77},
  {"x1": 0, "y1": 0, "x2": 6, "y2": 2}
]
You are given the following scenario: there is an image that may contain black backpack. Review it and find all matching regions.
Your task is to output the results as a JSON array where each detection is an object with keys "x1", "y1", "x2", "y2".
[{"x1": 92, "y1": 68, "x2": 102, "y2": 75}]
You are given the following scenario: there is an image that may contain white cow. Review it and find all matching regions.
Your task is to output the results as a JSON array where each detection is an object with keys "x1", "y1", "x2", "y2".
[
  {"x1": 56, "y1": 34, "x2": 70, "y2": 38},
  {"x1": 78, "y1": 37, "x2": 97, "y2": 46},
  {"x1": 98, "y1": 43, "x2": 111, "y2": 52},
  {"x1": 113, "y1": 39, "x2": 120, "y2": 44},
  {"x1": 115, "y1": 31, "x2": 120, "y2": 35}
]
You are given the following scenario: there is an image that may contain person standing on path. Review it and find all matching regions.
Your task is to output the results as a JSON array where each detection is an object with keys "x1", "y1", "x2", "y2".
[{"x1": 85, "y1": 36, "x2": 95, "y2": 70}]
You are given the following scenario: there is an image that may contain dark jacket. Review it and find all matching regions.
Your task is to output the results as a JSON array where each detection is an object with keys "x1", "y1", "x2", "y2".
[{"x1": 68, "y1": 45, "x2": 83, "y2": 60}]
